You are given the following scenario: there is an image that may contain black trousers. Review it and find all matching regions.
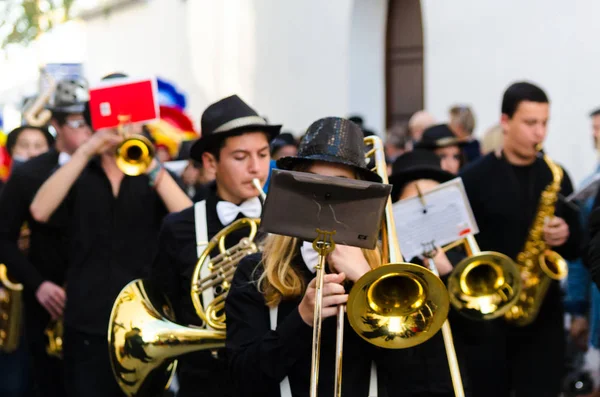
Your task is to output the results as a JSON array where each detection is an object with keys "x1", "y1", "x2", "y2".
[
  {"x1": 63, "y1": 326, "x2": 124, "y2": 397},
  {"x1": 24, "y1": 303, "x2": 65, "y2": 397}
]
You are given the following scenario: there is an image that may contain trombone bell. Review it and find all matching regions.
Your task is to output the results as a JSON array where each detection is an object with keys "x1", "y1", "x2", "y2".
[
  {"x1": 108, "y1": 279, "x2": 225, "y2": 397},
  {"x1": 447, "y1": 252, "x2": 521, "y2": 320},
  {"x1": 347, "y1": 263, "x2": 449, "y2": 349},
  {"x1": 116, "y1": 135, "x2": 155, "y2": 176}
]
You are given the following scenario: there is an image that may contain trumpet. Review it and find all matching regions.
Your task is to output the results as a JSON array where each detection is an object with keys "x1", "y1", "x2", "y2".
[
  {"x1": 444, "y1": 235, "x2": 522, "y2": 320},
  {"x1": 115, "y1": 115, "x2": 156, "y2": 176}
]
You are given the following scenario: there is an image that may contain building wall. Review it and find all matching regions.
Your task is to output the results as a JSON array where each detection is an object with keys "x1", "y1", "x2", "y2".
[
  {"x1": 421, "y1": 0, "x2": 599, "y2": 183},
  {"x1": 0, "y1": 0, "x2": 597, "y2": 182}
]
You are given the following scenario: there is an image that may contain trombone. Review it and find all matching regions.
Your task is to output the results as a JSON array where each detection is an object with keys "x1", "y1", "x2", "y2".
[
  {"x1": 307, "y1": 136, "x2": 456, "y2": 396},
  {"x1": 115, "y1": 115, "x2": 156, "y2": 176},
  {"x1": 443, "y1": 234, "x2": 521, "y2": 320}
]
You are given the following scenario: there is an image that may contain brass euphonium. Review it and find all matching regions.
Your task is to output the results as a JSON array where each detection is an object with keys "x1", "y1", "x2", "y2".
[
  {"x1": 444, "y1": 235, "x2": 522, "y2": 320},
  {"x1": 108, "y1": 180, "x2": 264, "y2": 396},
  {"x1": 504, "y1": 147, "x2": 568, "y2": 326},
  {"x1": 0, "y1": 264, "x2": 23, "y2": 352},
  {"x1": 115, "y1": 115, "x2": 156, "y2": 176}
]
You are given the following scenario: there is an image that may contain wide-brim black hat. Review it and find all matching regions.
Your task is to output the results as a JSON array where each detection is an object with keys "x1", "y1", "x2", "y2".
[
  {"x1": 276, "y1": 117, "x2": 381, "y2": 183},
  {"x1": 389, "y1": 149, "x2": 454, "y2": 202},
  {"x1": 415, "y1": 124, "x2": 466, "y2": 150},
  {"x1": 190, "y1": 95, "x2": 281, "y2": 160}
]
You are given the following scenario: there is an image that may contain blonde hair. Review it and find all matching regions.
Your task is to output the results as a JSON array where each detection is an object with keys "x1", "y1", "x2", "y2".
[
  {"x1": 258, "y1": 234, "x2": 382, "y2": 307},
  {"x1": 481, "y1": 124, "x2": 504, "y2": 154}
]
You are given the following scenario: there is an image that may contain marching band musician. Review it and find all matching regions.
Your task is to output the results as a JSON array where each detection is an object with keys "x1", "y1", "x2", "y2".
[
  {"x1": 459, "y1": 82, "x2": 582, "y2": 397},
  {"x1": 28, "y1": 102, "x2": 192, "y2": 395},
  {"x1": 0, "y1": 78, "x2": 91, "y2": 397},
  {"x1": 150, "y1": 95, "x2": 280, "y2": 397},
  {"x1": 381, "y1": 149, "x2": 473, "y2": 397},
  {"x1": 225, "y1": 117, "x2": 386, "y2": 397}
]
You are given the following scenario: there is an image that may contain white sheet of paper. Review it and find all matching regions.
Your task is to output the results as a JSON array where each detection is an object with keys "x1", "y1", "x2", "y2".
[
  {"x1": 392, "y1": 178, "x2": 479, "y2": 260},
  {"x1": 566, "y1": 173, "x2": 600, "y2": 202}
]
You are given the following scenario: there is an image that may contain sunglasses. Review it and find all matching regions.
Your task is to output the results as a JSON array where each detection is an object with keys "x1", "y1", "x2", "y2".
[{"x1": 65, "y1": 119, "x2": 88, "y2": 129}]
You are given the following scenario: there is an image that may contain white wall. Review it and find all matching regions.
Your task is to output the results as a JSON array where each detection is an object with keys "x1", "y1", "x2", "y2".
[
  {"x1": 348, "y1": 0, "x2": 388, "y2": 136},
  {"x1": 421, "y1": 0, "x2": 599, "y2": 183}
]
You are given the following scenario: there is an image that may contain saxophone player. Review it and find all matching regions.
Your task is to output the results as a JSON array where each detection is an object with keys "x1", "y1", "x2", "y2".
[
  {"x1": 460, "y1": 82, "x2": 582, "y2": 397},
  {"x1": 0, "y1": 78, "x2": 91, "y2": 397}
]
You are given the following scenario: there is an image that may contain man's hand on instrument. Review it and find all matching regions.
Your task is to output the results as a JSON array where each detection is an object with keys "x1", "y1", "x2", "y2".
[
  {"x1": 543, "y1": 216, "x2": 569, "y2": 247},
  {"x1": 299, "y1": 273, "x2": 347, "y2": 326},
  {"x1": 570, "y1": 315, "x2": 589, "y2": 352},
  {"x1": 36, "y1": 281, "x2": 66, "y2": 319},
  {"x1": 328, "y1": 245, "x2": 371, "y2": 282},
  {"x1": 79, "y1": 128, "x2": 124, "y2": 158}
]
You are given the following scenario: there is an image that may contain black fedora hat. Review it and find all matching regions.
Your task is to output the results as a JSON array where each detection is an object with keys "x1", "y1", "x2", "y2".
[
  {"x1": 389, "y1": 149, "x2": 454, "y2": 202},
  {"x1": 190, "y1": 95, "x2": 281, "y2": 160},
  {"x1": 415, "y1": 124, "x2": 465, "y2": 150},
  {"x1": 277, "y1": 117, "x2": 381, "y2": 182}
]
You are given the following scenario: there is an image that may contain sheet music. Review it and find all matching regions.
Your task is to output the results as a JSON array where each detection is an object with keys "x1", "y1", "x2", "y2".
[
  {"x1": 392, "y1": 178, "x2": 479, "y2": 260},
  {"x1": 566, "y1": 173, "x2": 600, "y2": 202}
]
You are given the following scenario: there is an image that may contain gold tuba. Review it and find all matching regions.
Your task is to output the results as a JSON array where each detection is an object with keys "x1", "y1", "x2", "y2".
[
  {"x1": 108, "y1": 181, "x2": 263, "y2": 396},
  {"x1": 115, "y1": 115, "x2": 156, "y2": 176},
  {"x1": 23, "y1": 72, "x2": 56, "y2": 127},
  {"x1": 504, "y1": 150, "x2": 568, "y2": 326},
  {"x1": 445, "y1": 235, "x2": 522, "y2": 320},
  {"x1": 0, "y1": 264, "x2": 23, "y2": 352}
]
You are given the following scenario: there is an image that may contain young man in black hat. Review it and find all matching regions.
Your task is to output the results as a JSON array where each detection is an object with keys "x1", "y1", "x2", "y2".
[
  {"x1": 29, "y1": 102, "x2": 192, "y2": 395},
  {"x1": 460, "y1": 81, "x2": 582, "y2": 397},
  {"x1": 0, "y1": 78, "x2": 91, "y2": 397},
  {"x1": 415, "y1": 124, "x2": 466, "y2": 175},
  {"x1": 150, "y1": 94, "x2": 279, "y2": 397}
]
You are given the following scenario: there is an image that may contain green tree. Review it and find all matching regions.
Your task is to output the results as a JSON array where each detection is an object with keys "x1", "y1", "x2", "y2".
[{"x1": 0, "y1": 0, "x2": 77, "y2": 49}]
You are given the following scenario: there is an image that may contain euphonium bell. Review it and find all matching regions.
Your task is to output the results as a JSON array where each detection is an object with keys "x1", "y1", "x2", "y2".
[
  {"x1": 445, "y1": 235, "x2": 521, "y2": 320},
  {"x1": 108, "y1": 279, "x2": 225, "y2": 397},
  {"x1": 116, "y1": 135, "x2": 156, "y2": 176}
]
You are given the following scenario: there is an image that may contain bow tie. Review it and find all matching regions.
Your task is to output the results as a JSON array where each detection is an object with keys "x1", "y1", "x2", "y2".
[
  {"x1": 216, "y1": 197, "x2": 262, "y2": 226},
  {"x1": 301, "y1": 241, "x2": 321, "y2": 273}
]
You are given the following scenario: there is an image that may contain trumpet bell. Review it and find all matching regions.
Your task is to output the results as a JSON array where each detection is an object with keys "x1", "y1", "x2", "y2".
[
  {"x1": 116, "y1": 135, "x2": 155, "y2": 176},
  {"x1": 347, "y1": 263, "x2": 449, "y2": 349},
  {"x1": 539, "y1": 249, "x2": 568, "y2": 281},
  {"x1": 108, "y1": 279, "x2": 225, "y2": 397},
  {"x1": 447, "y1": 252, "x2": 521, "y2": 320}
]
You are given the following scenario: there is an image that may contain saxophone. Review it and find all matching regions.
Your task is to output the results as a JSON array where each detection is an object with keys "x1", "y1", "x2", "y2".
[
  {"x1": 0, "y1": 264, "x2": 23, "y2": 352},
  {"x1": 504, "y1": 150, "x2": 569, "y2": 326}
]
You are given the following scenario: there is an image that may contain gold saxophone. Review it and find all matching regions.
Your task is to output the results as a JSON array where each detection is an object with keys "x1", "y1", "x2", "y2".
[
  {"x1": 0, "y1": 264, "x2": 23, "y2": 352},
  {"x1": 504, "y1": 150, "x2": 568, "y2": 326}
]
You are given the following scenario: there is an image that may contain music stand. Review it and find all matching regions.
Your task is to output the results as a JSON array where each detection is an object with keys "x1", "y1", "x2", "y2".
[{"x1": 259, "y1": 168, "x2": 391, "y2": 396}]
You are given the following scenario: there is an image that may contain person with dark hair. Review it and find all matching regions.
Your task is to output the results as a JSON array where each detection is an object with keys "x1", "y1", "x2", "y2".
[
  {"x1": 151, "y1": 95, "x2": 278, "y2": 397},
  {"x1": 28, "y1": 86, "x2": 192, "y2": 395},
  {"x1": 0, "y1": 78, "x2": 92, "y2": 397},
  {"x1": 270, "y1": 132, "x2": 298, "y2": 160},
  {"x1": 415, "y1": 124, "x2": 466, "y2": 175},
  {"x1": 460, "y1": 81, "x2": 581, "y2": 396}
]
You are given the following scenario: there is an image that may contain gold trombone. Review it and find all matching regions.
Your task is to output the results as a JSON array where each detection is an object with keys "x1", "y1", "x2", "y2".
[
  {"x1": 306, "y1": 136, "x2": 456, "y2": 396},
  {"x1": 115, "y1": 115, "x2": 156, "y2": 176},
  {"x1": 443, "y1": 235, "x2": 522, "y2": 320}
]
